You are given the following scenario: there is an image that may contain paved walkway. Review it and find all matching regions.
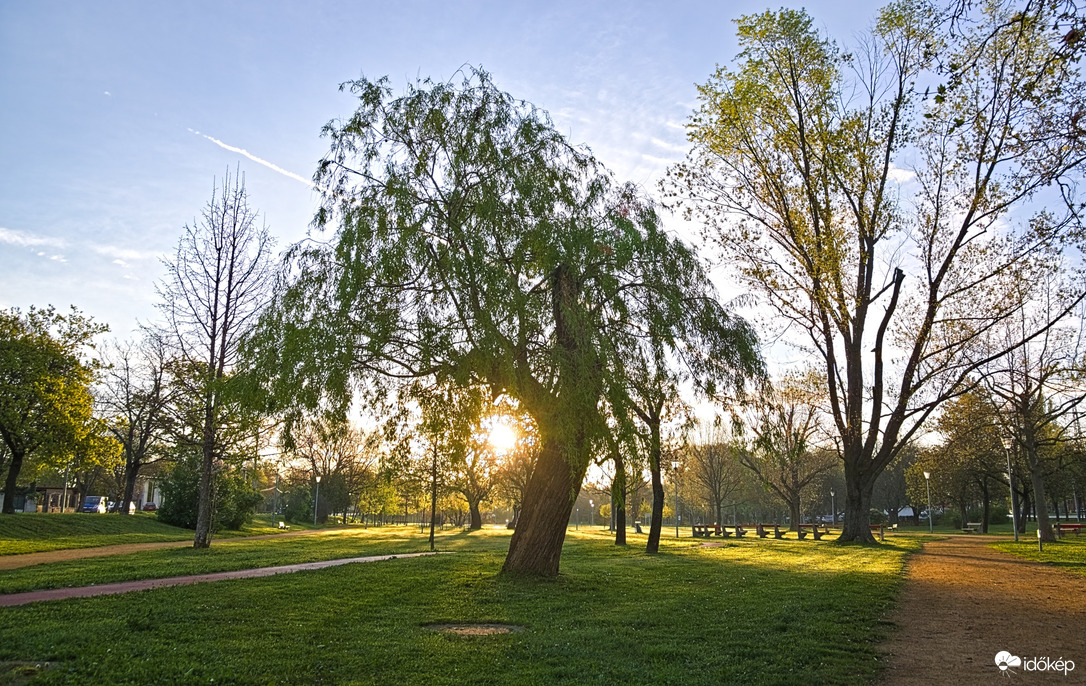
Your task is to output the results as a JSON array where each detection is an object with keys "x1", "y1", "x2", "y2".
[
  {"x1": 0, "y1": 552, "x2": 444, "y2": 607},
  {"x1": 879, "y1": 536, "x2": 1086, "y2": 684}
]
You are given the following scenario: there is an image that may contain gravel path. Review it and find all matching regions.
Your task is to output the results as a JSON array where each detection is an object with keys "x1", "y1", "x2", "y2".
[
  {"x1": 0, "y1": 552, "x2": 444, "y2": 607},
  {"x1": 879, "y1": 536, "x2": 1086, "y2": 685}
]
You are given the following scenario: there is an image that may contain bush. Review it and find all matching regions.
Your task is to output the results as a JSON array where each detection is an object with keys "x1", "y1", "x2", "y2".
[
  {"x1": 988, "y1": 504, "x2": 1009, "y2": 526},
  {"x1": 156, "y1": 451, "x2": 262, "y2": 531}
]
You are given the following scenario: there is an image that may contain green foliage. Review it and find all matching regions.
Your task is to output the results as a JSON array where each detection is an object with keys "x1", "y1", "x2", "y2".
[
  {"x1": 156, "y1": 450, "x2": 262, "y2": 531},
  {"x1": 0, "y1": 306, "x2": 107, "y2": 509}
]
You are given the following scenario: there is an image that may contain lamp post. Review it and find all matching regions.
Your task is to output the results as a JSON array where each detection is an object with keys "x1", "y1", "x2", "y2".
[
  {"x1": 589, "y1": 499, "x2": 594, "y2": 528},
  {"x1": 672, "y1": 460, "x2": 680, "y2": 538},
  {"x1": 923, "y1": 471, "x2": 933, "y2": 533},
  {"x1": 1002, "y1": 435, "x2": 1020, "y2": 542},
  {"x1": 273, "y1": 472, "x2": 279, "y2": 528},
  {"x1": 830, "y1": 489, "x2": 836, "y2": 527},
  {"x1": 313, "y1": 474, "x2": 321, "y2": 526}
]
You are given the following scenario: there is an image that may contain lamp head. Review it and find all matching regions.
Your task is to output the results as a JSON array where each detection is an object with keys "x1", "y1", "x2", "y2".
[{"x1": 923, "y1": 471, "x2": 930, "y2": 480}]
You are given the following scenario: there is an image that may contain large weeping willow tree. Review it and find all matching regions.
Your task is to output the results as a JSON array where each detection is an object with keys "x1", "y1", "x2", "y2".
[{"x1": 247, "y1": 67, "x2": 760, "y2": 576}]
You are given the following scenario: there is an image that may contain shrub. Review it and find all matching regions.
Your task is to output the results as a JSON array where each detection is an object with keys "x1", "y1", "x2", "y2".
[{"x1": 156, "y1": 451, "x2": 262, "y2": 531}]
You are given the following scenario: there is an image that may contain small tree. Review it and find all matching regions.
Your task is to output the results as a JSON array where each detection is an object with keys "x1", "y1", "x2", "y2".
[{"x1": 158, "y1": 168, "x2": 273, "y2": 547}]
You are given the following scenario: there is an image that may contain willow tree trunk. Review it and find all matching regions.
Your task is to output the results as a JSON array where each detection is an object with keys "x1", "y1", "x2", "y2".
[
  {"x1": 501, "y1": 437, "x2": 586, "y2": 576},
  {"x1": 645, "y1": 421, "x2": 664, "y2": 554},
  {"x1": 612, "y1": 452, "x2": 627, "y2": 546}
]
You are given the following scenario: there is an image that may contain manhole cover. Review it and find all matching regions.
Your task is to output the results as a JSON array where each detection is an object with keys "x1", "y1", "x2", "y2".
[{"x1": 423, "y1": 623, "x2": 525, "y2": 636}]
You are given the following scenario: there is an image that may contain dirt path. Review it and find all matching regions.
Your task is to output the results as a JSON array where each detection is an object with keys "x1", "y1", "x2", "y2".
[
  {"x1": 0, "y1": 552, "x2": 444, "y2": 607},
  {"x1": 0, "y1": 528, "x2": 339, "y2": 571},
  {"x1": 879, "y1": 536, "x2": 1086, "y2": 684}
]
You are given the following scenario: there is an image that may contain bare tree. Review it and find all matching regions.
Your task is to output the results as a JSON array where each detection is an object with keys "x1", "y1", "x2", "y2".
[
  {"x1": 685, "y1": 425, "x2": 744, "y2": 526},
  {"x1": 157, "y1": 168, "x2": 273, "y2": 548},
  {"x1": 98, "y1": 333, "x2": 173, "y2": 515}
]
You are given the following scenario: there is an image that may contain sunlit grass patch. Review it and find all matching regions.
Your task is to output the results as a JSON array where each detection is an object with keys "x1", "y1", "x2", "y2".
[{"x1": 991, "y1": 536, "x2": 1086, "y2": 576}]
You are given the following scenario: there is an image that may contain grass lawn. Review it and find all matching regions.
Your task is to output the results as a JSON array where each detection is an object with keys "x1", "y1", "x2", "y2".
[
  {"x1": 0, "y1": 513, "x2": 324, "y2": 556},
  {"x1": 0, "y1": 528, "x2": 921, "y2": 685},
  {"x1": 991, "y1": 533, "x2": 1086, "y2": 576}
]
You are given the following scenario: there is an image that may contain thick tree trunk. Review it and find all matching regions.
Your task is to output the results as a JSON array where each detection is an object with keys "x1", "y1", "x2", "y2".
[
  {"x1": 120, "y1": 460, "x2": 139, "y2": 516},
  {"x1": 1026, "y1": 446, "x2": 1055, "y2": 542},
  {"x1": 501, "y1": 438, "x2": 585, "y2": 576},
  {"x1": 788, "y1": 495, "x2": 801, "y2": 532},
  {"x1": 468, "y1": 499, "x2": 482, "y2": 530},
  {"x1": 1, "y1": 449, "x2": 25, "y2": 514},
  {"x1": 612, "y1": 453, "x2": 627, "y2": 546},
  {"x1": 838, "y1": 457, "x2": 877, "y2": 543},
  {"x1": 645, "y1": 423, "x2": 664, "y2": 554}
]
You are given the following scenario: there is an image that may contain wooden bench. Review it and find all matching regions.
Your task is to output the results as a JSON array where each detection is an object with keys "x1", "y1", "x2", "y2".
[
  {"x1": 962, "y1": 522, "x2": 982, "y2": 533},
  {"x1": 797, "y1": 523, "x2": 829, "y2": 540},
  {"x1": 692, "y1": 524, "x2": 716, "y2": 538},
  {"x1": 1056, "y1": 523, "x2": 1083, "y2": 537},
  {"x1": 755, "y1": 523, "x2": 785, "y2": 539}
]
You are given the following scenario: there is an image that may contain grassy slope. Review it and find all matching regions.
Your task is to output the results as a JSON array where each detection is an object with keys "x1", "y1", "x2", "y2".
[
  {"x1": 0, "y1": 513, "x2": 316, "y2": 555},
  {"x1": 0, "y1": 529, "x2": 920, "y2": 685}
]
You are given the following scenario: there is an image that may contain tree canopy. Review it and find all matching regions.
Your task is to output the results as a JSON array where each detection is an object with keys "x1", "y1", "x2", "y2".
[{"x1": 249, "y1": 67, "x2": 760, "y2": 575}]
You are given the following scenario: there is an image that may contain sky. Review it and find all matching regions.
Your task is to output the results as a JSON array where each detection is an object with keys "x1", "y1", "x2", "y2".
[{"x1": 0, "y1": 0, "x2": 879, "y2": 341}]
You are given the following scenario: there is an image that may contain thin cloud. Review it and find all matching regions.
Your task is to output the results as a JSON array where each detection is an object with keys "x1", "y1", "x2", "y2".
[
  {"x1": 191, "y1": 129, "x2": 315, "y2": 188},
  {"x1": 0, "y1": 227, "x2": 66, "y2": 248},
  {"x1": 95, "y1": 245, "x2": 156, "y2": 261},
  {"x1": 112, "y1": 259, "x2": 129, "y2": 268}
]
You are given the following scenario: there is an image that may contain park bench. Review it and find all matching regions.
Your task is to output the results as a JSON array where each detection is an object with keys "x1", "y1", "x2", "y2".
[
  {"x1": 726, "y1": 525, "x2": 747, "y2": 538},
  {"x1": 869, "y1": 524, "x2": 886, "y2": 541},
  {"x1": 277, "y1": 521, "x2": 290, "y2": 530},
  {"x1": 755, "y1": 523, "x2": 785, "y2": 539},
  {"x1": 692, "y1": 525, "x2": 717, "y2": 538},
  {"x1": 962, "y1": 522, "x2": 982, "y2": 533},
  {"x1": 797, "y1": 524, "x2": 829, "y2": 540},
  {"x1": 1055, "y1": 523, "x2": 1083, "y2": 537}
]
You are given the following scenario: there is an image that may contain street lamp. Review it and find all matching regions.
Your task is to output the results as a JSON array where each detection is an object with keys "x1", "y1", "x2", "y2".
[
  {"x1": 589, "y1": 499, "x2": 594, "y2": 528},
  {"x1": 313, "y1": 474, "x2": 321, "y2": 526},
  {"x1": 830, "y1": 489, "x2": 836, "y2": 527},
  {"x1": 672, "y1": 460, "x2": 680, "y2": 538},
  {"x1": 923, "y1": 471, "x2": 933, "y2": 533},
  {"x1": 1002, "y1": 435, "x2": 1020, "y2": 542}
]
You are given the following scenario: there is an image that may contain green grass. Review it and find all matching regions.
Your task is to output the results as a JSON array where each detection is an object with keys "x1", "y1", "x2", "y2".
[
  {"x1": 0, "y1": 528, "x2": 920, "y2": 685},
  {"x1": 991, "y1": 534, "x2": 1086, "y2": 576},
  {"x1": 0, "y1": 512, "x2": 332, "y2": 556}
]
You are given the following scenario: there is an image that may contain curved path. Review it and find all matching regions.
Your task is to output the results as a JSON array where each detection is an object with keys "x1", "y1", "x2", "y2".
[
  {"x1": 0, "y1": 552, "x2": 444, "y2": 607},
  {"x1": 879, "y1": 536, "x2": 1086, "y2": 684}
]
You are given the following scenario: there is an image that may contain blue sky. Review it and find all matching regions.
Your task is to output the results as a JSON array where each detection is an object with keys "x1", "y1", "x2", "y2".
[{"x1": 0, "y1": 0, "x2": 876, "y2": 340}]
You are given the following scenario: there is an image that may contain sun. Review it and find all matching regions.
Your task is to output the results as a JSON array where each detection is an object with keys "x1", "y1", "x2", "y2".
[{"x1": 487, "y1": 421, "x2": 517, "y2": 452}]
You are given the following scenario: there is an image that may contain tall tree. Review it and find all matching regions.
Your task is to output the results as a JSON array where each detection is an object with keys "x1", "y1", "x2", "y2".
[
  {"x1": 158, "y1": 168, "x2": 273, "y2": 548},
  {"x1": 250, "y1": 68, "x2": 758, "y2": 575},
  {"x1": 98, "y1": 333, "x2": 174, "y2": 515},
  {"x1": 0, "y1": 306, "x2": 105, "y2": 513},
  {"x1": 668, "y1": 0, "x2": 1086, "y2": 542}
]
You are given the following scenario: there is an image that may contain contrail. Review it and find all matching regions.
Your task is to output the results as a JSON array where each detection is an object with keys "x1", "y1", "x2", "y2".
[{"x1": 191, "y1": 130, "x2": 315, "y2": 188}]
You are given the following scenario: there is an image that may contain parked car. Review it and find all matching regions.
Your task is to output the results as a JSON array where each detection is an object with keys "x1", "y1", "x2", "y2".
[
  {"x1": 142, "y1": 502, "x2": 157, "y2": 512},
  {"x1": 80, "y1": 496, "x2": 107, "y2": 513},
  {"x1": 108, "y1": 501, "x2": 136, "y2": 514}
]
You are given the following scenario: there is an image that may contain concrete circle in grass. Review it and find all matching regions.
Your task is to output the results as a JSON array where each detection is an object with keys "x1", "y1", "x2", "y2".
[{"x1": 423, "y1": 623, "x2": 525, "y2": 636}]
